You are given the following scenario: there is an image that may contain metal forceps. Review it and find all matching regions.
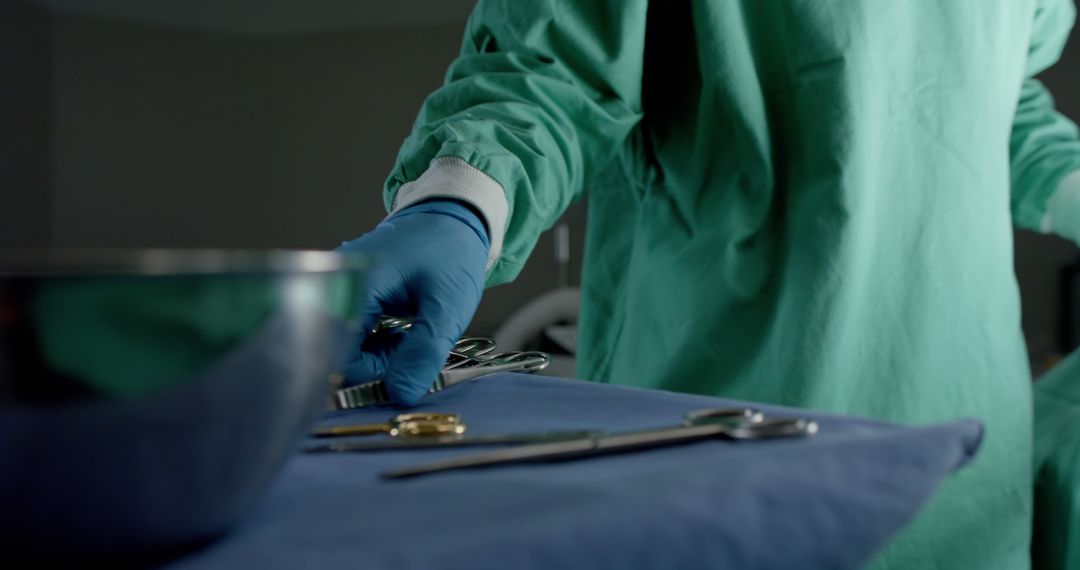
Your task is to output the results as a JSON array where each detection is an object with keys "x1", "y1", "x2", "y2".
[
  {"x1": 366, "y1": 316, "x2": 498, "y2": 370},
  {"x1": 334, "y1": 317, "x2": 551, "y2": 409},
  {"x1": 311, "y1": 412, "x2": 465, "y2": 438},
  {"x1": 381, "y1": 407, "x2": 819, "y2": 479},
  {"x1": 444, "y1": 337, "x2": 498, "y2": 369},
  {"x1": 438, "y1": 351, "x2": 551, "y2": 385},
  {"x1": 334, "y1": 349, "x2": 551, "y2": 409}
]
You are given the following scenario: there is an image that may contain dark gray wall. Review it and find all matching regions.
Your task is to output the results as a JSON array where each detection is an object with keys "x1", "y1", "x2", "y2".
[
  {"x1": 45, "y1": 8, "x2": 579, "y2": 335},
  {"x1": 0, "y1": 1, "x2": 52, "y2": 248},
  {"x1": 3, "y1": 3, "x2": 1079, "y2": 346},
  {"x1": 49, "y1": 16, "x2": 459, "y2": 250}
]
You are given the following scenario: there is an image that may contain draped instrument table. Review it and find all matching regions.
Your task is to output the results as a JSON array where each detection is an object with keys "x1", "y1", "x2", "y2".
[{"x1": 164, "y1": 374, "x2": 982, "y2": 570}]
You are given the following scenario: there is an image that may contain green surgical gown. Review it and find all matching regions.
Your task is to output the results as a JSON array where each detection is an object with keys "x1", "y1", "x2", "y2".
[{"x1": 385, "y1": 1, "x2": 1080, "y2": 567}]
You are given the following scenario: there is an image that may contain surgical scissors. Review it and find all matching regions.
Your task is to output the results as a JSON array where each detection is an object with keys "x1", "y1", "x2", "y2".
[
  {"x1": 334, "y1": 350, "x2": 551, "y2": 409},
  {"x1": 307, "y1": 411, "x2": 599, "y2": 452},
  {"x1": 381, "y1": 407, "x2": 819, "y2": 479},
  {"x1": 371, "y1": 316, "x2": 497, "y2": 369},
  {"x1": 311, "y1": 412, "x2": 465, "y2": 438},
  {"x1": 372, "y1": 316, "x2": 413, "y2": 335},
  {"x1": 438, "y1": 351, "x2": 551, "y2": 385},
  {"x1": 305, "y1": 429, "x2": 601, "y2": 452},
  {"x1": 335, "y1": 319, "x2": 551, "y2": 409},
  {"x1": 444, "y1": 337, "x2": 498, "y2": 369}
]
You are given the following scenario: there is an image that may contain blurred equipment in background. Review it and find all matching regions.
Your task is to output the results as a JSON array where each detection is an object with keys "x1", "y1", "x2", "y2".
[
  {"x1": 555, "y1": 222, "x2": 571, "y2": 289},
  {"x1": 1058, "y1": 253, "x2": 1080, "y2": 355},
  {"x1": 493, "y1": 220, "x2": 580, "y2": 378},
  {"x1": 494, "y1": 288, "x2": 580, "y2": 379}
]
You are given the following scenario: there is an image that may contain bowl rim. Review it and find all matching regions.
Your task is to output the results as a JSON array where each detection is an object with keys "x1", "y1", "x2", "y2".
[{"x1": 0, "y1": 249, "x2": 369, "y2": 277}]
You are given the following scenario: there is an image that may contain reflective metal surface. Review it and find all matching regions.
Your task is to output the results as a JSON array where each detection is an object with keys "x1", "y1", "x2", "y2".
[
  {"x1": 381, "y1": 408, "x2": 819, "y2": 479},
  {"x1": 334, "y1": 320, "x2": 551, "y2": 409},
  {"x1": 0, "y1": 249, "x2": 369, "y2": 559},
  {"x1": 0, "y1": 249, "x2": 367, "y2": 277}
]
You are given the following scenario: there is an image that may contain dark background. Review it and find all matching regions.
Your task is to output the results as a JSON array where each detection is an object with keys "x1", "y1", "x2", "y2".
[{"x1": 1, "y1": 0, "x2": 1078, "y2": 369}]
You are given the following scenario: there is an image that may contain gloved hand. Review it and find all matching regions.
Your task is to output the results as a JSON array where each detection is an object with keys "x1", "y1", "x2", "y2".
[{"x1": 337, "y1": 199, "x2": 489, "y2": 405}]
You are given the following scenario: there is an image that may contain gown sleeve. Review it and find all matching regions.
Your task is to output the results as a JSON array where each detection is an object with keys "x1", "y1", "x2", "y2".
[
  {"x1": 1010, "y1": 0, "x2": 1080, "y2": 242},
  {"x1": 383, "y1": 0, "x2": 648, "y2": 285}
]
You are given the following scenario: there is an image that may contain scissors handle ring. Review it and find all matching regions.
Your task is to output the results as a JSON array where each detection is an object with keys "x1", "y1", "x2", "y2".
[
  {"x1": 394, "y1": 412, "x2": 460, "y2": 425},
  {"x1": 444, "y1": 338, "x2": 499, "y2": 369},
  {"x1": 374, "y1": 316, "x2": 413, "y2": 335},
  {"x1": 683, "y1": 408, "x2": 764, "y2": 426},
  {"x1": 391, "y1": 421, "x2": 468, "y2": 438},
  {"x1": 727, "y1": 418, "x2": 819, "y2": 439},
  {"x1": 453, "y1": 337, "x2": 497, "y2": 355}
]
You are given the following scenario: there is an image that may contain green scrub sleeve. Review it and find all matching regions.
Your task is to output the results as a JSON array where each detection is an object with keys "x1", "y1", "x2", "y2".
[
  {"x1": 1010, "y1": 0, "x2": 1080, "y2": 234},
  {"x1": 383, "y1": 1, "x2": 647, "y2": 286}
]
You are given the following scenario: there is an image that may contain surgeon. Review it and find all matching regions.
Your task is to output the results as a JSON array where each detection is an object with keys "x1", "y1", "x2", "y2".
[{"x1": 339, "y1": 1, "x2": 1080, "y2": 568}]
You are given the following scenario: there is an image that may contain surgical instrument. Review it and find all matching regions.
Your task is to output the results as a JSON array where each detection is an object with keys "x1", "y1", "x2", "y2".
[
  {"x1": 381, "y1": 408, "x2": 818, "y2": 479},
  {"x1": 304, "y1": 429, "x2": 601, "y2": 452},
  {"x1": 444, "y1": 337, "x2": 498, "y2": 369},
  {"x1": 373, "y1": 316, "x2": 496, "y2": 364},
  {"x1": 439, "y1": 351, "x2": 551, "y2": 384},
  {"x1": 373, "y1": 316, "x2": 499, "y2": 365},
  {"x1": 335, "y1": 350, "x2": 550, "y2": 409},
  {"x1": 367, "y1": 316, "x2": 499, "y2": 370},
  {"x1": 311, "y1": 412, "x2": 465, "y2": 438},
  {"x1": 373, "y1": 316, "x2": 413, "y2": 335}
]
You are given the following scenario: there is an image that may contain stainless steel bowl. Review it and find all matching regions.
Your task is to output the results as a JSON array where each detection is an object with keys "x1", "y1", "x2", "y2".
[{"x1": 0, "y1": 250, "x2": 368, "y2": 560}]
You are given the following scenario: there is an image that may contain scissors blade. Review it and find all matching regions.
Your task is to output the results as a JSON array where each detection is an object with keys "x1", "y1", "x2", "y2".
[
  {"x1": 381, "y1": 419, "x2": 817, "y2": 479},
  {"x1": 437, "y1": 353, "x2": 551, "y2": 388},
  {"x1": 304, "y1": 430, "x2": 601, "y2": 452},
  {"x1": 333, "y1": 340, "x2": 549, "y2": 409},
  {"x1": 444, "y1": 338, "x2": 498, "y2": 369},
  {"x1": 381, "y1": 423, "x2": 725, "y2": 479}
]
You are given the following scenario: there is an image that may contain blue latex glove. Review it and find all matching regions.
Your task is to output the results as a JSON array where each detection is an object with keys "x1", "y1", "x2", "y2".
[{"x1": 337, "y1": 200, "x2": 489, "y2": 405}]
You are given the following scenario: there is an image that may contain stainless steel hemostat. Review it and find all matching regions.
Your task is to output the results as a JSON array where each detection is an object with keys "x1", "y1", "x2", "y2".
[{"x1": 333, "y1": 317, "x2": 551, "y2": 409}]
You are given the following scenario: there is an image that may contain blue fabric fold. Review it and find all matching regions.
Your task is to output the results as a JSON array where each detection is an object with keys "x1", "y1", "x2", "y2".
[{"x1": 166, "y1": 375, "x2": 981, "y2": 570}]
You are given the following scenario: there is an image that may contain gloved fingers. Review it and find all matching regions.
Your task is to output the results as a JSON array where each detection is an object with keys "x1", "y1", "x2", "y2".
[
  {"x1": 383, "y1": 296, "x2": 462, "y2": 406},
  {"x1": 342, "y1": 350, "x2": 389, "y2": 386},
  {"x1": 348, "y1": 262, "x2": 411, "y2": 364},
  {"x1": 358, "y1": 300, "x2": 382, "y2": 340},
  {"x1": 341, "y1": 296, "x2": 392, "y2": 378},
  {"x1": 356, "y1": 260, "x2": 407, "y2": 336}
]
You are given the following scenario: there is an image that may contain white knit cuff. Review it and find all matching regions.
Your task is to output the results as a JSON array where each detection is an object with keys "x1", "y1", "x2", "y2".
[
  {"x1": 391, "y1": 156, "x2": 509, "y2": 270},
  {"x1": 1043, "y1": 170, "x2": 1080, "y2": 244}
]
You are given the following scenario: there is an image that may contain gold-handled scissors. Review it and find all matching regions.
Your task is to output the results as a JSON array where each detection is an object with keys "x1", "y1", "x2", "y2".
[
  {"x1": 381, "y1": 408, "x2": 818, "y2": 479},
  {"x1": 311, "y1": 412, "x2": 465, "y2": 438}
]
